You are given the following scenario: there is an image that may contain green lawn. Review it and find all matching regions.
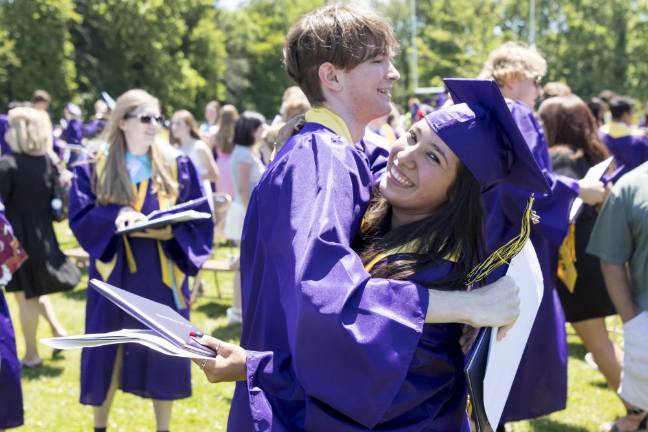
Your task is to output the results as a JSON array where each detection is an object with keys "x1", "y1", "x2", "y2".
[{"x1": 5, "y1": 222, "x2": 625, "y2": 431}]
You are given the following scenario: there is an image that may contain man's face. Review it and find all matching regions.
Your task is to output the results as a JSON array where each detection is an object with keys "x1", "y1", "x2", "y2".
[
  {"x1": 338, "y1": 51, "x2": 400, "y2": 125},
  {"x1": 33, "y1": 101, "x2": 49, "y2": 111}
]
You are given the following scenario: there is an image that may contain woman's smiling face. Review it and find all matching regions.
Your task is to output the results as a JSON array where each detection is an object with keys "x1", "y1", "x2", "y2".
[{"x1": 379, "y1": 118, "x2": 460, "y2": 224}]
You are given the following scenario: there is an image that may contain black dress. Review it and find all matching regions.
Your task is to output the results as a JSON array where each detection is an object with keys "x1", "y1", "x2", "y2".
[
  {"x1": 551, "y1": 148, "x2": 616, "y2": 322},
  {"x1": 0, "y1": 153, "x2": 79, "y2": 298}
]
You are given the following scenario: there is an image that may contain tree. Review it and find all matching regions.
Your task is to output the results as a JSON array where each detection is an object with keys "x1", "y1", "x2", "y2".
[
  {"x1": 2, "y1": 0, "x2": 79, "y2": 114},
  {"x1": 71, "y1": 0, "x2": 227, "y2": 117}
]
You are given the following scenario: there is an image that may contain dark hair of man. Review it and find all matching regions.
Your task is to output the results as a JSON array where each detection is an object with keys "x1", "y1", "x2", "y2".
[
  {"x1": 355, "y1": 163, "x2": 484, "y2": 289},
  {"x1": 608, "y1": 96, "x2": 635, "y2": 121},
  {"x1": 586, "y1": 97, "x2": 606, "y2": 127},
  {"x1": 283, "y1": 4, "x2": 397, "y2": 105},
  {"x1": 31, "y1": 89, "x2": 51, "y2": 103},
  {"x1": 233, "y1": 111, "x2": 265, "y2": 147},
  {"x1": 539, "y1": 95, "x2": 609, "y2": 163}
]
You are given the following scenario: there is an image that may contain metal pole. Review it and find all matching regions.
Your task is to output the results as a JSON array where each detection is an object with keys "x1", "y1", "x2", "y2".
[
  {"x1": 528, "y1": 0, "x2": 536, "y2": 46},
  {"x1": 410, "y1": 0, "x2": 418, "y2": 93}
]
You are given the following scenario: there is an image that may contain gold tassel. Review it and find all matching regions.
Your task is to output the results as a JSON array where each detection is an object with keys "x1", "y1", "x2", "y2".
[
  {"x1": 465, "y1": 194, "x2": 536, "y2": 288},
  {"x1": 557, "y1": 224, "x2": 577, "y2": 293}
]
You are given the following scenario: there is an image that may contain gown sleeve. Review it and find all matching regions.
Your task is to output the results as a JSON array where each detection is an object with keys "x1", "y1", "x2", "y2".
[
  {"x1": 505, "y1": 102, "x2": 580, "y2": 247},
  {"x1": 245, "y1": 133, "x2": 430, "y2": 428},
  {"x1": 162, "y1": 156, "x2": 213, "y2": 276},
  {"x1": 360, "y1": 138, "x2": 389, "y2": 184},
  {"x1": 68, "y1": 160, "x2": 122, "y2": 261}
]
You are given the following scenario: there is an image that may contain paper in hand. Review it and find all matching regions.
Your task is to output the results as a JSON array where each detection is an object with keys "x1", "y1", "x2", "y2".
[
  {"x1": 53, "y1": 279, "x2": 218, "y2": 359},
  {"x1": 482, "y1": 240, "x2": 544, "y2": 429},
  {"x1": 569, "y1": 156, "x2": 614, "y2": 223},
  {"x1": 42, "y1": 329, "x2": 214, "y2": 360},
  {"x1": 116, "y1": 210, "x2": 211, "y2": 235}
]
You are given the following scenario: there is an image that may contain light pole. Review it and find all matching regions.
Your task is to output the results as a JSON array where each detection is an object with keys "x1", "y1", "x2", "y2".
[
  {"x1": 410, "y1": 0, "x2": 418, "y2": 94},
  {"x1": 528, "y1": 0, "x2": 536, "y2": 46}
]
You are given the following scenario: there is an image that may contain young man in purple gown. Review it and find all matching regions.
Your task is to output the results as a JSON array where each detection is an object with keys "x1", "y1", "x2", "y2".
[
  {"x1": 479, "y1": 41, "x2": 608, "y2": 426},
  {"x1": 192, "y1": 6, "x2": 528, "y2": 431}
]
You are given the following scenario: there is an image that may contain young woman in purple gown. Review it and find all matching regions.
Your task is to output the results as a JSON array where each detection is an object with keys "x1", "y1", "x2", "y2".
[
  {"x1": 68, "y1": 89, "x2": 213, "y2": 432},
  {"x1": 195, "y1": 77, "x2": 550, "y2": 431}
]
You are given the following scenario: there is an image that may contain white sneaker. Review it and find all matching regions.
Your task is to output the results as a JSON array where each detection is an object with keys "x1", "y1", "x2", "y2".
[
  {"x1": 226, "y1": 307, "x2": 242, "y2": 324},
  {"x1": 585, "y1": 352, "x2": 599, "y2": 370}
]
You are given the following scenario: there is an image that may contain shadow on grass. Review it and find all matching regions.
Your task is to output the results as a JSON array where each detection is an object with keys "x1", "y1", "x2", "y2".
[
  {"x1": 568, "y1": 341, "x2": 587, "y2": 361},
  {"x1": 195, "y1": 301, "x2": 229, "y2": 318},
  {"x1": 210, "y1": 324, "x2": 242, "y2": 342},
  {"x1": 592, "y1": 380, "x2": 611, "y2": 389},
  {"x1": 62, "y1": 287, "x2": 87, "y2": 301},
  {"x1": 21, "y1": 364, "x2": 64, "y2": 380},
  {"x1": 529, "y1": 418, "x2": 589, "y2": 432}
]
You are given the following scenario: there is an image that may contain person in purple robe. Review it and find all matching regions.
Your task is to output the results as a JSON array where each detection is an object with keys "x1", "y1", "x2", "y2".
[
  {"x1": 83, "y1": 100, "x2": 110, "y2": 140},
  {"x1": 189, "y1": 7, "x2": 544, "y2": 431},
  {"x1": 0, "y1": 201, "x2": 25, "y2": 431},
  {"x1": 0, "y1": 115, "x2": 11, "y2": 156},
  {"x1": 599, "y1": 96, "x2": 648, "y2": 180},
  {"x1": 479, "y1": 41, "x2": 609, "y2": 427},
  {"x1": 60, "y1": 103, "x2": 85, "y2": 168},
  {"x1": 68, "y1": 89, "x2": 213, "y2": 432}
]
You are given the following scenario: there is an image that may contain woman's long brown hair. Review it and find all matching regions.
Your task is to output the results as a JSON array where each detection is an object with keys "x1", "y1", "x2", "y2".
[
  {"x1": 356, "y1": 162, "x2": 485, "y2": 290},
  {"x1": 539, "y1": 95, "x2": 609, "y2": 163},
  {"x1": 215, "y1": 104, "x2": 239, "y2": 155},
  {"x1": 93, "y1": 89, "x2": 178, "y2": 206}
]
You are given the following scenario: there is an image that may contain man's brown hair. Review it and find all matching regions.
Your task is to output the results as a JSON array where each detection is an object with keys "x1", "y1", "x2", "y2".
[{"x1": 284, "y1": 4, "x2": 397, "y2": 105}]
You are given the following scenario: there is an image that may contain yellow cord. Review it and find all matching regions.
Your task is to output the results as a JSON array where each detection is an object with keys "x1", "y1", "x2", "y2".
[{"x1": 465, "y1": 194, "x2": 536, "y2": 288}]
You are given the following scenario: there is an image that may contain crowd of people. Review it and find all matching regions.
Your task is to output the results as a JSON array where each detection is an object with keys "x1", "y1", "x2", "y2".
[{"x1": 1, "y1": 4, "x2": 648, "y2": 432}]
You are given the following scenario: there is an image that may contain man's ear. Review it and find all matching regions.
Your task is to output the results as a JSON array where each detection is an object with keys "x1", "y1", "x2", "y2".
[{"x1": 318, "y1": 62, "x2": 343, "y2": 94}]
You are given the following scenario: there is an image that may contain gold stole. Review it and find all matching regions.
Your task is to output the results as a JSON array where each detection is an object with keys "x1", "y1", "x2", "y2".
[
  {"x1": 557, "y1": 224, "x2": 577, "y2": 292},
  {"x1": 94, "y1": 155, "x2": 187, "y2": 309},
  {"x1": 304, "y1": 107, "x2": 354, "y2": 144}
]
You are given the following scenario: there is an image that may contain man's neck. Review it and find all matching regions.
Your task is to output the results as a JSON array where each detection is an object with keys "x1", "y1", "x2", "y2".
[{"x1": 321, "y1": 100, "x2": 366, "y2": 143}]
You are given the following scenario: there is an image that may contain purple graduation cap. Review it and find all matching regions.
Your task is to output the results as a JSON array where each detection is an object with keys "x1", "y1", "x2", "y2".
[
  {"x1": 425, "y1": 78, "x2": 551, "y2": 288},
  {"x1": 425, "y1": 78, "x2": 550, "y2": 194}
]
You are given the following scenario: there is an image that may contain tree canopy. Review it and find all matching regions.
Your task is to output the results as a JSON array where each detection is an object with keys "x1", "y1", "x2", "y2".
[{"x1": 0, "y1": 0, "x2": 646, "y2": 118}]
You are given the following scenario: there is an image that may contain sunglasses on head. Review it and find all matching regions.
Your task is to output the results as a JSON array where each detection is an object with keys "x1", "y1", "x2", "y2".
[{"x1": 124, "y1": 113, "x2": 165, "y2": 124}]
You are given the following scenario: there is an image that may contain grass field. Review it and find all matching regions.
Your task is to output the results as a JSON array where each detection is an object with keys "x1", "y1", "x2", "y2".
[{"x1": 4, "y1": 222, "x2": 626, "y2": 431}]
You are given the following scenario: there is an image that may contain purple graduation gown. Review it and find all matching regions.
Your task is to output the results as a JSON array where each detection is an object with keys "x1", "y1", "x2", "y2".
[
  {"x1": 484, "y1": 101, "x2": 577, "y2": 423},
  {"x1": 61, "y1": 118, "x2": 84, "y2": 167},
  {"x1": 599, "y1": 123, "x2": 648, "y2": 180},
  {"x1": 0, "y1": 207, "x2": 24, "y2": 429},
  {"x1": 228, "y1": 122, "x2": 468, "y2": 431},
  {"x1": 0, "y1": 115, "x2": 10, "y2": 156},
  {"x1": 83, "y1": 118, "x2": 107, "y2": 139},
  {"x1": 68, "y1": 154, "x2": 213, "y2": 404}
]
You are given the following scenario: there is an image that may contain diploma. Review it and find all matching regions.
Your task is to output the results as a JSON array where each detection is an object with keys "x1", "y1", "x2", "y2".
[
  {"x1": 115, "y1": 209, "x2": 211, "y2": 235},
  {"x1": 465, "y1": 240, "x2": 544, "y2": 431},
  {"x1": 42, "y1": 279, "x2": 216, "y2": 359}
]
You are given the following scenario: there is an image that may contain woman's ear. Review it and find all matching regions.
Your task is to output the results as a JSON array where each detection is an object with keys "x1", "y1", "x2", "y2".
[{"x1": 318, "y1": 62, "x2": 342, "y2": 93}]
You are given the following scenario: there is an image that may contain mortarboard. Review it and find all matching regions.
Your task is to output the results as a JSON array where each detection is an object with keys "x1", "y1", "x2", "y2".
[{"x1": 425, "y1": 78, "x2": 550, "y2": 194}]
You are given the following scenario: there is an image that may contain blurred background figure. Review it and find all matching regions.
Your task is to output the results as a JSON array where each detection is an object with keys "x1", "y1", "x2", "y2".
[
  {"x1": 539, "y1": 95, "x2": 623, "y2": 410},
  {"x1": 587, "y1": 97, "x2": 608, "y2": 128},
  {"x1": 202, "y1": 100, "x2": 221, "y2": 153},
  {"x1": 170, "y1": 109, "x2": 219, "y2": 184},
  {"x1": 542, "y1": 81, "x2": 572, "y2": 100},
  {"x1": 224, "y1": 111, "x2": 266, "y2": 324},
  {"x1": 599, "y1": 96, "x2": 648, "y2": 178},
  {"x1": 0, "y1": 107, "x2": 80, "y2": 368},
  {"x1": 83, "y1": 99, "x2": 110, "y2": 140}
]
